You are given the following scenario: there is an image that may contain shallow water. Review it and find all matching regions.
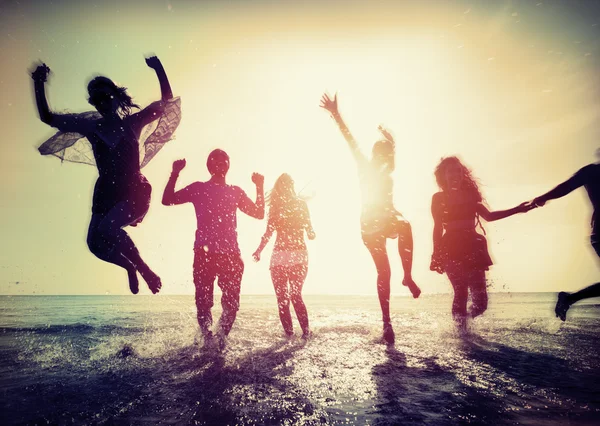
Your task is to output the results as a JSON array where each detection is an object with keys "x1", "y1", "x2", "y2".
[{"x1": 1, "y1": 294, "x2": 599, "y2": 425}]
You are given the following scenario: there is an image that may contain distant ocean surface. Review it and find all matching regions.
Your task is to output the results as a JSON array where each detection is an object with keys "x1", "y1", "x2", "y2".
[{"x1": 1, "y1": 293, "x2": 599, "y2": 425}]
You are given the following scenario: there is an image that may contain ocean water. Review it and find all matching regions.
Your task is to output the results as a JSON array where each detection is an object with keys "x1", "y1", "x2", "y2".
[{"x1": 0, "y1": 293, "x2": 599, "y2": 425}]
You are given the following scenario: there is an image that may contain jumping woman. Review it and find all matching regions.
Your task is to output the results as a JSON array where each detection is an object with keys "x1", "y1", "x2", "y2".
[
  {"x1": 320, "y1": 93, "x2": 420, "y2": 344},
  {"x1": 32, "y1": 56, "x2": 181, "y2": 294},
  {"x1": 253, "y1": 174, "x2": 316, "y2": 338},
  {"x1": 430, "y1": 156, "x2": 532, "y2": 330}
]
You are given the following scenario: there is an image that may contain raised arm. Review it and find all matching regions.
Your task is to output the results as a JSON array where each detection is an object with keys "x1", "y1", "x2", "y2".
[
  {"x1": 319, "y1": 93, "x2": 365, "y2": 164},
  {"x1": 477, "y1": 201, "x2": 533, "y2": 222},
  {"x1": 430, "y1": 193, "x2": 445, "y2": 274},
  {"x1": 131, "y1": 56, "x2": 174, "y2": 128},
  {"x1": 532, "y1": 167, "x2": 589, "y2": 207},
  {"x1": 162, "y1": 159, "x2": 196, "y2": 206},
  {"x1": 32, "y1": 64, "x2": 53, "y2": 124},
  {"x1": 238, "y1": 173, "x2": 265, "y2": 219},
  {"x1": 31, "y1": 63, "x2": 93, "y2": 133}
]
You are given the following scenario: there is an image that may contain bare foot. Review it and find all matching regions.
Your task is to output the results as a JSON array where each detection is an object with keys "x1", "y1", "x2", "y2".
[
  {"x1": 139, "y1": 267, "x2": 162, "y2": 294},
  {"x1": 127, "y1": 268, "x2": 139, "y2": 295},
  {"x1": 383, "y1": 322, "x2": 395, "y2": 345},
  {"x1": 555, "y1": 292, "x2": 571, "y2": 321},
  {"x1": 403, "y1": 277, "x2": 421, "y2": 299}
]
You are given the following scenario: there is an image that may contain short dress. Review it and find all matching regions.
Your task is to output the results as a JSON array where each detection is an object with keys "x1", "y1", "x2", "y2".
[
  {"x1": 269, "y1": 200, "x2": 311, "y2": 270},
  {"x1": 432, "y1": 191, "x2": 493, "y2": 271},
  {"x1": 38, "y1": 98, "x2": 182, "y2": 220},
  {"x1": 358, "y1": 160, "x2": 406, "y2": 241}
]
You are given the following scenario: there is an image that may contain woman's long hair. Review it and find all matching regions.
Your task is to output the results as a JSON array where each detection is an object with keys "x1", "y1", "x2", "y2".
[
  {"x1": 434, "y1": 156, "x2": 484, "y2": 202},
  {"x1": 267, "y1": 173, "x2": 299, "y2": 222},
  {"x1": 87, "y1": 76, "x2": 140, "y2": 117}
]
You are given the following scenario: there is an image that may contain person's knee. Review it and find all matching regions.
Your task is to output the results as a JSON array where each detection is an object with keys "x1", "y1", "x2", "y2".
[
  {"x1": 290, "y1": 292, "x2": 303, "y2": 307},
  {"x1": 87, "y1": 227, "x2": 110, "y2": 257},
  {"x1": 377, "y1": 266, "x2": 391, "y2": 283}
]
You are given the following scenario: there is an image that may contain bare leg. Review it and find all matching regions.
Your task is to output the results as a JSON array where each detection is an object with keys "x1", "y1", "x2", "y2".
[
  {"x1": 271, "y1": 266, "x2": 293, "y2": 335},
  {"x1": 396, "y1": 220, "x2": 421, "y2": 298},
  {"x1": 364, "y1": 237, "x2": 394, "y2": 344},
  {"x1": 88, "y1": 202, "x2": 161, "y2": 293},
  {"x1": 468, "y1": 270, "x2": 488, "y2": 318},
  {"x1": 445, "y1": 263, "x2": 469, "y2": 331},
  {"x1": 555, "y1": 283, "x2": 600, "y2": 321},
  {"x1": 289, "y1": 264, "x2": 309, "y2": 337},
  {"x1": 88, "y1": 213, "x2": 142, "y2": 294},
  {"x1": 194, "y1": 249, "x2": 216, "y2": 339}
]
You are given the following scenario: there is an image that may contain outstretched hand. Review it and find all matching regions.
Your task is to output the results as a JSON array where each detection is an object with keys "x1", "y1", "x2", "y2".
[
  {"x1": 145, "y1": 56, "x2": 162, "y2": 70},
  {"x1": 378, "y1": 125, "x2": 395, "y2": 143},
  {"x1": 516, "y1": 201, "x2": 537, "y2": 213},
  {"x1": 251, "y1": 173, "x2": 264, "y2": 187},
  {"x1": 172, "y1": 159, "x2": 186, "y2": 173},
  {"x1": 319, "y1": 93, "x2": 338, "y2": 114},
  {"x1": 31, "y1": 63, "x2": 51, "y2": 83}
]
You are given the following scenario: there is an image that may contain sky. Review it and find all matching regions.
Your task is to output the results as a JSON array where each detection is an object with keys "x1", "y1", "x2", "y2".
[{"x1": 1, "y1": 0, "x2": 599, "y2": 295}]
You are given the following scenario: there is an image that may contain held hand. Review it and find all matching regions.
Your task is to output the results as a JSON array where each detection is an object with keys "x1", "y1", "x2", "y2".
[
  {"x1": 251, "y1": 173, "x2": 264, "y2": 187},
  {"x1": 172, "y1": 159, "x2": 186, "y2": 173},
  {"x1": 516, "y1": 201, "x2": 537, "y2": 214},
  {"x1": 252, "y1": 250, "x2": 261, "y2": 262},
  {"x1": 31, "y1": 63, "x2": 51, "y2": 82},
  {"x1": 531, "y1": 197, "x2": 546, "y2": 208},
  {"x1": 319, "y1": 92, "x2": 338, "y2": 114},
  {"x1": 145, "y1": 56, "x2": 162, "y2": 70}
]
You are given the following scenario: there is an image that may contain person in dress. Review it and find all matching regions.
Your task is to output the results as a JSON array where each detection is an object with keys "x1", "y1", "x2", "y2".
[
  {"x1": 32, "y1": 56, "x2": 181, "y2": 294},
  {"x1": 253, "y1": 174, "x2": 316, "y2": 338},
  {"x1": 430, "y1": 156, "x2": 532, "y2": 330},
  {"x1": 320, "y1": 93, "x2": 420, "y2": 344}
]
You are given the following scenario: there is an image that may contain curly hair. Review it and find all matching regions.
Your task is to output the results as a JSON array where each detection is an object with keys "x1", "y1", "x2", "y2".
[
  {"x1": 434, "y1": 156, "x2": 484, "y2": 202},
  {"x1": 87, "y1": 76, "x2": 140, "y2": 117}
]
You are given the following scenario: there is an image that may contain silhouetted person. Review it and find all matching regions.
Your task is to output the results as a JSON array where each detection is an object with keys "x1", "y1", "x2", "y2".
[
  {"x1": 529, "y1": 161, "x2": 600, "y2": 321},
  {"x1": 162, "y1": 153, "x2": 265, "y2": 348},
  {"x1": 31, "y1": 57, "x2": 181, "y2": 295},
  {"x1": 320, "y1": 93, "x2": 420, "y2": 345},
  {"x1": 430, "y1": 156, "x2": 532, "y2": 331},
  {"x1": 253, "y1": 174, "x2": 316, "y2": 338}
]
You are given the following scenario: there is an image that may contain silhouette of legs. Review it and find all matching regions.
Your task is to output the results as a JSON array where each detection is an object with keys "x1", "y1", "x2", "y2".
[
  {"x1": 364, "y1": 237, "x2": 395, "y2": 344},
  {"x1": 87, "y1": 201, "x2": 160, "y2": 294},
  {"x1": 555, "y1": 283, "x2": 600, "y2": 321},
  {"x1": 289, "y1": 264, "x2": 309, "y2": 336},
  {"x1": 193, "y1": 249, "x2": 217, "y2": 339},
  {"x1": 395, "y1": 220, "x2": 421, "y2": 298},
  {"x1": 271, "y1": 267, "x2": 293, "y2": 336},
  {"x1": 469, "y1": 271, "x2": 488, "y2": 318},
  {"x1": 215, "y1": 254, "x2": 244, "y2": 337},
  {"x1": 446, "y1": 263, "x2": 488, "y2": 330}
]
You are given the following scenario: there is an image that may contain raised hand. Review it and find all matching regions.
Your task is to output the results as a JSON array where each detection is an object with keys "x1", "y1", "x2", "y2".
[
  {"x1": 172, "y1": 159, "x2": 186, "y2": 173},
  {"x1": 31, "y1": 63, "x2": 51, "y2": 83},
  {"x1": 251, "y1": 173, "x2": 264, "y2": 187},
  {"x1": 145, "y1": 56, "x2": 162, "y2": 70},
  {"x1": 319, "y1": 93, "x2": 338, "y2": 114},
  {"x1": 378, "y1": 125, "x2": 395, "y2": 143}
]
